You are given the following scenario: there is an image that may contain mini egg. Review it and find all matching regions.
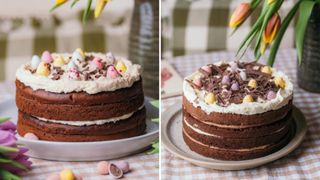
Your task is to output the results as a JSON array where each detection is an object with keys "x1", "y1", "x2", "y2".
[
  {"x1": 76, "y1": 48, "x2": 85, "y2": 57},
  {"x1": 53, "y1": 56, "x2": 65, "y2": 67},
  {"x1": 31, "y1": 55, "x2": 41, "y2": 69},
  {"x1": 248, "y1": 79, "x2": 257, "y2": 88},
  {"x1": 261, "y1": 66, "x2": 272, "y2": 74},
  {"x1": 97, "y1": 161, "x2": 110, "y2": 175},
  {"x1": 60, "y1": 169, "x2": 75, "y2": 180},
  {"x1": 115, "y1": 61, "x2": 127, "y2": 73},
  {"x1": 24, "y1": 133, "x2": 39, "y2": 140},
  {"x1": 221, "y1": 75, "x2": 230, "y2": 85},
  {"x1": 205, "y1": 93, "x2": 216, "y2": 104},
  {"x1": 107, "y1": 66, "x2": 120, "y2": 78},
  {"x1": 106, "y1": 52, "x2": 115, "y2": 61},
  {"x1": 243, "y1": 95, "x2": 254, "y2": 103},
  {"x1": 274, "y1": 77, "x2": 286, "y2": 89},
  {"x1": 114, "y1": 161, "x2": 130, "y2": 174},
  {"x1": 41, "y1": 51, "x2": 53, "y2": 63},
  {"x1": 72, "y1": 51, "x2": 84, "y2": 62},
  {"x1": 231, "y1": 82, "x2": 239, "y2": 91},
  {"x1": 36, "y1": 62, "x2": 50, "y2": 76},
  {"x1": 267, "y1": 90, "x2": 276, "y2": 100},
  {"x1": 67, "y1": 61, "x2": 78, "y2": 70},
  {"x1": 239, "y1": 71, "x2": 247, "y2": 81},
  {"x1": 92, "y1": 57, "x2": 103, "y2": 70},
  {"x1": 201, "y1": 65, "x2": 212, "y2": 74}
]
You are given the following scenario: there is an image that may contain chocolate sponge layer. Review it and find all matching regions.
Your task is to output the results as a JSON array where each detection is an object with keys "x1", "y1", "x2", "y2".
[
  {"x1": 183, "y1": 95, "x2": 292, "y2": 127},
  {"x1": 17, "y1": 108, "x2": 146, "y2": 142},
  {"x1": 16, "y1": 80, "x2": 144, "y2": 121}
]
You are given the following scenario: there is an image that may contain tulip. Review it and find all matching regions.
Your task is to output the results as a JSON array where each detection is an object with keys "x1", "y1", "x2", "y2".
[
  {"x1": 94, "y1": 0, "x2": 112, "y2": 18},
  {"x1": 55, "y1": 0, "x2": 68, "y2": 5},
  {"x1": 261, "y1": 13, "x2": 281, "y2": 54},
  {"x1": 268, "y1": 0, "x2": 276, "y2": 5},
  {"x1": 229, "y1": 3, "x2": 251, "y2": 28}
]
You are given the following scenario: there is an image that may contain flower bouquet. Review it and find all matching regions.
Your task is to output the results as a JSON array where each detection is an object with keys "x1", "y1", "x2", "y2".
[
  {"x1": 230, "y1": 0, "x2": 319, "y2": 66},
  {"x1": 0, "y1": 117, "x2": 31, "y2": 180}
]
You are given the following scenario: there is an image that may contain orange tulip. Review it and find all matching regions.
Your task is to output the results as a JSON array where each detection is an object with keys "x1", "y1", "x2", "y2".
[
  {"x1": 229, "y1": 3, "x2": 251, "y2": 28},
  {"x1": 261, "y1": 13, "x2": 281, "y2": 54},
  {"x1": 94, "y1": 0, "x2": 112, "y2": 18}
]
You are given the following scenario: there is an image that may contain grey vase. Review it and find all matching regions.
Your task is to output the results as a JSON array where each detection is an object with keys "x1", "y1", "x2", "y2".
[
  {"x1": 129, "y1": 0, "x2": 159, "y2": 98},
  {"x1": 297, "y1": 5, "x2": 320, "y2": 93}
]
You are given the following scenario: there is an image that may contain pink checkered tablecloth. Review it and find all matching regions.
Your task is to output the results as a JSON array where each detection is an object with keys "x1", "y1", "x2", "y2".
[
  {"x1": 161, "y1": 48, "x2": 320, "y2": 179},
  {"x1": 0, "y1": 83, "x2": 159, "y2": 180}
]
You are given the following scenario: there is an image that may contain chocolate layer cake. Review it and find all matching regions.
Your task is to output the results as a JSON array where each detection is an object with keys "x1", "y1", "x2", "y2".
[
  {"x1": 183, "y1": 61, "x2": 294, "y2": 160},
  {"x1": 16, "y1": 49, "x2": 146, "y2": 142}
]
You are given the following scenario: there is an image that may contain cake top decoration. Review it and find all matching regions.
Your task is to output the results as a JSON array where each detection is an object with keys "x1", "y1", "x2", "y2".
[
  {"x1": 183, "y1": 61, "x2": 293, "y2": 115},
  {"x1": 16, "y1": 49, "x2": 141, "y2": 94}
]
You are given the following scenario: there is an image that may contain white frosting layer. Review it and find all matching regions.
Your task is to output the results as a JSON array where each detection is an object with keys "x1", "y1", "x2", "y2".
[
  {"x1": 16, "y1": 53, "x2": 141, "y2": 94},
  {"x1": 183, "y1": 64, "x2": 293, "y2": 115},
  {"x1": 35, "y1": 105, "x2": 144, "y2": 126}
]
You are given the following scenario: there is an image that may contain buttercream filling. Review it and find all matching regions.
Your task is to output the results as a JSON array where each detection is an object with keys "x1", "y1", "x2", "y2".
[
  {"x1": 183, "y1": 65, "x2": 293, "y2": 115},
  {"x1": 183, "y1": 128, "x2": 270, "y2": 152},
  {"x1": 184, "y1": 117, "x2": 288, "y2": 138},
  {"x1": 35, "y1": 105, "x2": 144, "y2": 126}
]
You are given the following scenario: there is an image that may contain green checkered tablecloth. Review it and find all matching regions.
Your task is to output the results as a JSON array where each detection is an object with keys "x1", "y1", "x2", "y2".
[
  {"x1": 0, "y1": 10, "x2": 132, "y2": 82},
  {"x1": 162, "y1": 0, "x2": 296, "y2": 58}
]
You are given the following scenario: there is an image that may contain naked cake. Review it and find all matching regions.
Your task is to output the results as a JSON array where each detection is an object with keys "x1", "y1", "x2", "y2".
[
  {"x1": 16, "y1": 48, "x2": 146, "y2": 142},
  {"x1": 183, "y1": 61, "x2": 294, "y2": 160}
]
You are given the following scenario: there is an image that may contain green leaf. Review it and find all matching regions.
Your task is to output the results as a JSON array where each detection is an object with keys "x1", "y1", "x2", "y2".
[
  {"x1": 0, "y1": 158, "x2": 28, "y2": 171},
  {"x1": 147, "y1": 139, "x2": 159, "y2": 154},
  {"x1": 150, "y1": 100, "x2": 159, "y2": 108},
  {"x1": 295, "y1": 1, "x2": 316, "y2": 64},
  {"x1": 0, "y1": 169, "x2": 21, "y2": 180},
  {"x1": 0, "y1": 117, "x2": 10, "y2": 123},
  {"x1": 82, "y1": 0, "x2": 93, "y2": 24},
  {"x1": 267, "y1": 2, "x2": 300, "y2": 66},
  {"x1": 0, "y1": 146, "x2": 18, "y2": 153},
  {"x1": 71, "y1": 0, "x2": 80, "y2": 8},
  {"x1": 151, "y1": 118, "x2": 159, "y2": 123}
]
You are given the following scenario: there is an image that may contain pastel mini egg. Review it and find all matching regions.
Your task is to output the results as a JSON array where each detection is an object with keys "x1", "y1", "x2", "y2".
[
  {"x1": 76, "y1": 48, "x2": 85, "y2": 57},
  {"x1": 97, "y1": 161, "x2": 110, "y2": 175},
  {"x1": 72, "y1": 51, "x2": 84, "y2": 62},
  {"x1": 68, "y1": 68, "x2": 80, "y2": 80},
  {"x1": 36, "y1": 62, "x2": 50, "y2": 76},
  {"x1": 221, "y1": 75, "x2": 230, "y2": 85},
  {"x1": 239, "y1": 71, "x2": 247, "y2": 81},
  {"x1": 205, "y1": 93, "x2": 216, "y2": 104},
  {"x1": 243, "y1": 95, "x2": 254, "y2": 103},
  {"x1": 229, "y1": 61, "x2": 238, "y2": 72},
  {"x1": 115, "y1": 61, "x2": 127, "y2": 73},
  {"x1": 24, "y1": 133, "x2": 39, "y2": 140},
  {"x1": 248, "y1": 79, "x2": 257, "y2": 88},
  {"x1": 231, "y1": 82, "x2": 239, "y2": 91},
  {"x1": 31, "y1": 55, "x2": 41, "y2": 69},
  {"x1": 106, "y1": 52, "x2": 115, "y2": 61},
  {"x1": 274, "y1": 77, "x2": 286, "y2": 89},
  {"x1": 201, "y1": 65, "x2": 212, "y2": 74},
  {"x1": 53, "y1": 56, "x2": 65, "y2": 67},
  {"x1": 91, "y1": 57, "x2": 103, "y2": 70},
  {"x1": 267, "y1": 90, "x2": 276, "y2": 100},
  {"x1": 193, "y1": 78, "x2": 202, "y2": 87},
  {"x1": 41, "y1": 51, "x2": 53, "y2": 63},
  {"x1": 261, "y1": 66, "x2": 272, "y2": 74},
  {"x1": 107, "y1": 66, "x2": 120, "y2": 78},
  {"x1": 114, "y1": 161, "x2": 130, "y2": 174},
  {"x1": 67, "y1": 61, "x2": 78, "y2": 70},
  {"x1": 108, "y1": 163, "x2": 123, "y2": 179},
  {"x1": 60, "y1": 169, "x2": 75, "y2": 180}
]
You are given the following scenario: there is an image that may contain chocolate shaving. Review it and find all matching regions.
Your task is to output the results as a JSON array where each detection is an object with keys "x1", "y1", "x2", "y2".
[{"x1": 194, "y1": 61, "x2": 281, "y2": 106}]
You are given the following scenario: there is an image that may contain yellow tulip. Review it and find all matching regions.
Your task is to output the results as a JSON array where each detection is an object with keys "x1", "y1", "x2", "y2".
[
  {"x1": 268, "y1": 0, "x2": 276, "y2": 5},
  {"x1": 261, "y1": 13, "x2": 281, "y2": 54},
  {"x1": 229, "y1": 3, "x2": 251, "y2": 28},
  {"x1": 94, "y1": 0, "x2": 112, "y2": 18},
  {"x1": 55, "y1": 0, "x2": 68, "y2": 5}
]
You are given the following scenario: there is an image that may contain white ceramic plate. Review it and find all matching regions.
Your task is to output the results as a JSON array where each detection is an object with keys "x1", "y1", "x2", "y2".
[
  {"x1": 0, "y1": 97, "x2": 159, "y2": 161},
  {"x1": 161, "y1": 99, "x2": 307, "y2": 170}
]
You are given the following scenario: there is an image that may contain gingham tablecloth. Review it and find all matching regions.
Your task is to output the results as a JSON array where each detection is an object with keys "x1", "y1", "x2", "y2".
[
  {"x1": 0, "y1": 83, "x2": 159, "y2": 180},
  {"x1": 161, "y1": 48, "x2": 320, "y2": 179}
]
